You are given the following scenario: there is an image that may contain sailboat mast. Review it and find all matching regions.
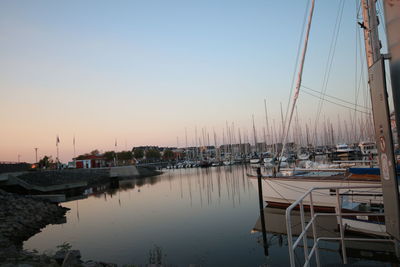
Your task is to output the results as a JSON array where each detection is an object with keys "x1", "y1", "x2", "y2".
[
  {"x1": 361, "y1": 0, "x2": 400, "y2": 240},
  {"x1": 278, "y1": 0, "x2": 315, "y2": 171},
  {"x1": 383, "y1": 1, "x2": 400, "y2": 145},
  {"x1": 280, "y1": 103, "x2": 284, "y2": 138},
  {"x1": 185, "y1": 127, "x2": 188, "y2": 160},
  {"x1": 213, "y1": 128, "x2": 218, "y2": 160},
  {"x1": 195, "y1": 126, "x2": 198, "y2": 160},
  {"x1": 238, "y1": 128, "x2": 242, "y2": 157},
  {"x1": 252, "y1": 114, "x2": 258, "y2": 154},
  {"x1": 264, "y1": 99, "x2": 270, "y2": 147}
]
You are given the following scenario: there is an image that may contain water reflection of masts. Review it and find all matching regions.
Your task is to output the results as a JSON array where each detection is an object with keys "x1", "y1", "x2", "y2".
[
  {"x1": 237, "y1": 167, "x2": 242, "y2": 205},
  {"x1": 187, "y1": 169, "x2": 193, "y2": 206},
  {"x1": 196, "y1": 168, "x2": 203, "y2": 207},
  {"x1": 180, "y1": 166, "x2": 253, "y2": 208},
  {"x1": 206, "y1": 168, "x2": 211, "y2": 206},
  {"x1": 224, "y1": 167, "x2": 231, "y2": 201},
  {"x1": 76, "y1": 200, "x2": 80, "y2": 222},
  {"x1": 179, "y1": 168, "x2": 183, "y2": 199},
  {"x1": 216, "y1": 166, "x2": 222, "y2": 204}
]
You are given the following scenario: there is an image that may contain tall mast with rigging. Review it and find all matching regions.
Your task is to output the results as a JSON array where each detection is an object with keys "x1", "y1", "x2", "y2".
[
  {"x1": 278, "y1": 0, "x2": 315, "y2": 171},
  {"x1": 384, "y1": 0, "x2": 400, "y2": 145},
  {"x1": 361, "y1": 0, "x2": 400, "y2": 239}
]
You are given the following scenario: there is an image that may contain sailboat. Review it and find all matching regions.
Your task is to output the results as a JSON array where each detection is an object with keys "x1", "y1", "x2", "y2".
[{"x1": 249, "y1": 0, "x2": 400, "y2": 216}]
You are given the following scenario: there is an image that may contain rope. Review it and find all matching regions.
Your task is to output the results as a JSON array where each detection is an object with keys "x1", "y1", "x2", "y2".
[
  {"x1": 301, "y1": 90, "x2": 371, "y2": 115},
  {"x1": 312, "y1": 0, "x2": 345, "y2": 145},
  {"x1": 263, "y1": 178, "x2": 292, "y2": 204},
  {"x1": 301, "y1": 85, "x2": 370, "y2": 110}
]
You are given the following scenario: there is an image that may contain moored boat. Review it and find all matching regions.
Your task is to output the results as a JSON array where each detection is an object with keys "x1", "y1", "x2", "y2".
[{"x1": 248, "y1": 171, "x2": 382, "y2": 211}]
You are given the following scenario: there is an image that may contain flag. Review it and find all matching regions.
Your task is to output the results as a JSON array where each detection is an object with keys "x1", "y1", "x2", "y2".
[
  {"x1": 56, "y1": 135, "x2": 60, "y2": 145},
  {"x1": 73, "y1": 135, "x2": 75, "y2": 146},
  {"x1": 115, "y1": 138, "x2": 117, "y2": 147}
]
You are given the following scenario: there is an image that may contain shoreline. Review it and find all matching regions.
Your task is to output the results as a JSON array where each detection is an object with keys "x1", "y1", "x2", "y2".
[{"x1": 0, "y1": 167, "x2": 162, "y2": 266}]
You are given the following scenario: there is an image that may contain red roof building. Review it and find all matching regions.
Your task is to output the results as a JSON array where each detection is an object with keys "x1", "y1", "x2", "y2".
[{"x1": 75, "y1": 155, "x2": 106, "y2": 169}]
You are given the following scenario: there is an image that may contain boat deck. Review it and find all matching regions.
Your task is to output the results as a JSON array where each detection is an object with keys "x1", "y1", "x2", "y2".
[{"x1": 247, "y1": 173, "x2": 380, "y2": 182}]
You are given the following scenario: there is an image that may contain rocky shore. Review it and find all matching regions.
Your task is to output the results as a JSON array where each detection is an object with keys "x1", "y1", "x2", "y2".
[
  {"x1": 0, "y1": 166, "x2": 162, "y2": 266},
  {"x1": 0, "y1": 189, "x2": 116, "y2": 266}
]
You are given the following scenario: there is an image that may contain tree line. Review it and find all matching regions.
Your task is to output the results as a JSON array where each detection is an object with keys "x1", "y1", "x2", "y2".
[{"x1": 75, "y1": 148, "x2": 176, "y2": 162}]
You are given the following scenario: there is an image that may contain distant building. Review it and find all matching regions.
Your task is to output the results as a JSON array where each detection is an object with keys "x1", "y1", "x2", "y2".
[
  {"x1": 75, "y1": 155, "x2": 106, "y2": 169},
  {"x1": 219, "y1": 143, "x2": 251, "y2": 155}
]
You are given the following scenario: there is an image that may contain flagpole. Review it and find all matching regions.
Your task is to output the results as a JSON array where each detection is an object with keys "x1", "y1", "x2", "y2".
[
  {"x1": 56, "y1": 143, "x2": 59, "y2": 169},
  {"x1": 56, "y1": 135, "x2": 60, "y2": 169},
  {"x1": 73, "y1": 135, "x2": 76, "y2": 159},
  {"x1": 114, "y1": 138, "x2": 118, "y2": 166}
]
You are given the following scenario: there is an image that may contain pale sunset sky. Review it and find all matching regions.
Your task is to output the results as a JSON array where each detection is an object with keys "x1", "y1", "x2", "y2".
[{"x1": 0, "y1": 0, "x2": 386, "y2": 163}]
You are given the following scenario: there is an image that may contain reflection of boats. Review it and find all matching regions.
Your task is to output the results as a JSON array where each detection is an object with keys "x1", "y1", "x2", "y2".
[
  {"x1": 252, "y1": 207, "x2": 397, "y2": 263},
  {"x1": 199, "y1": 160, "x2": 211, "y2": 168},
  {"x1": 253, "y1": 207, "x2": 338, "y2": 237},
  {"x1": 211, "y1": 161, "x2": 221, "y2": 167},
  {"x1": 249, "y1": 156, "x2": 261, "y2": 164},
  {"x1": 342, "y1": 216, "x2": 386, "y2": 236},
  {"x1": 223, "y1": 160, "x2": 234, "y2": 166}
]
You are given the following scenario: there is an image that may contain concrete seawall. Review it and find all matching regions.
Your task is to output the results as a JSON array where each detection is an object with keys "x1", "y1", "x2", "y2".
[
  {"x1": 1, "y1": 165, "x2": 162, "y2": 193},
  {"x1": 110, "y1": 165, "x2": 140, "y2": 177}
]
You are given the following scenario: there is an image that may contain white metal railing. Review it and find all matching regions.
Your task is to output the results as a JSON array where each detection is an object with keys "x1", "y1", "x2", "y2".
[{"x1": 285, "y1": 185, "x2": 398, "y2": 266}]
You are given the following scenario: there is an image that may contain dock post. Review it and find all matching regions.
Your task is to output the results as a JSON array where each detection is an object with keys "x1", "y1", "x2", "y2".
[{"x1": 257, "y1": 167, "x2": 268, "y2": 256}]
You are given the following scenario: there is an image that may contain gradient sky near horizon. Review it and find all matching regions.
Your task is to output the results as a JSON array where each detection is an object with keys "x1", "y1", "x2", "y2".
[{"x1": 0, "y1": 0, "x2": 385, "y2": 163}]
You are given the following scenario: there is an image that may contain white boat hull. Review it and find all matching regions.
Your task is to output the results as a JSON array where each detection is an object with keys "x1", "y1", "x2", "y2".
[
  {"x1": 250, "y1": 158, "x2": 260, "y2": 164},
  {"x1": 249, "y1": 176, "x2": 382, "y2": 208}
]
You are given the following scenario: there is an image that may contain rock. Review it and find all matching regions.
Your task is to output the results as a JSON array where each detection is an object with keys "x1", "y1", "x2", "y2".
[
  {"x1": 0, "y1": 189, "x2": 68, "y2": 250},
  {"x1": 82, "y1": 261, "x2": 117, "y2": 267},
  {"x1": 61, "y1": 250, "x2": 81, "y2": 267},
  {"x1": 54, "y1": 250, "x2": 67, "y2": 264}
]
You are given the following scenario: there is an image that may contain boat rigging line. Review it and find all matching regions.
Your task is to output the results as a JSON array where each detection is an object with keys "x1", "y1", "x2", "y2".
[
  {"x1": 301, "y1": 88, "x2": 371, "y2": 115},
  {"x1": 312, "y1": 0, "x2": 345, "y2": 145},
  {"x1": 301, "y1": 84, "x2": 371, "y2": 111}
]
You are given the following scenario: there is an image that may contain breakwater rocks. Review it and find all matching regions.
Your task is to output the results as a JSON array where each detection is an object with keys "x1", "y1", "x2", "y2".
[
  {"x1": 0, "y1": 189, "x2": 67, "y2": 264},
  {"x1": 0, "y1": 189, "x2": 117, "y2": 266},
  {"x1": 0, "y1": 189, "x2": 68, "y2": 251}
]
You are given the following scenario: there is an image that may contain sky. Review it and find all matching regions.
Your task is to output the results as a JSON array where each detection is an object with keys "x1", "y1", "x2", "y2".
[{"x1": 0, "y1": 0, "x2": 387, "y2": 163}]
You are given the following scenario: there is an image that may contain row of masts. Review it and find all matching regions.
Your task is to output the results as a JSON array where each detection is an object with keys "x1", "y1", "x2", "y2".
[{"x1": 176, "y1": 101, "x2": 375, "y2": 157}]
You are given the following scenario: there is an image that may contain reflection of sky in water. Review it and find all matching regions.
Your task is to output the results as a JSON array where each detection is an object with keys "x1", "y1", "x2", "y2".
[
  {"x1": 24, "y1": 166, "x2": 273, "y2": 266},
  {"x1": 24, "y1": 165, "x2": 395, "y2": 266}
]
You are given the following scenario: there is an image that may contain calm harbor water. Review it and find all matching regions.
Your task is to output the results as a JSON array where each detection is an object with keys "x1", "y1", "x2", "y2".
[{"x1": 24, "y1": 165, "x2": 396, "y2": 266}]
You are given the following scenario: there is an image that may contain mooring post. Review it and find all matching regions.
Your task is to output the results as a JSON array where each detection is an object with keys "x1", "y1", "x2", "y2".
[{"x1": 257, "y1": 167, "x2": 269, "y2": 256}]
